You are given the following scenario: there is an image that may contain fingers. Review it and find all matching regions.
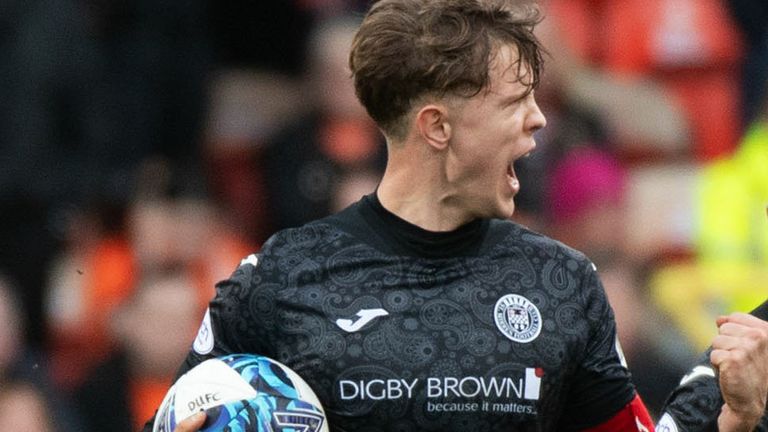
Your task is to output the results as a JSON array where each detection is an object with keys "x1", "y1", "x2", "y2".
[
  {"x1": 709, "y1": 348, "x2": 730, "y2": 369},
  {"x1": 717, "y1": 312, "x2": 768, "y2": 330},
  {"x1": 712, "y1": 325, "x2": 761, "y2": 350},
  {"x1": 174, "y1": 412, "x2": 206, "y2": 432},
  {"x1": 710, "y1": 311, "x2": 768, "y2": 427},
  {"x1": 713, "y1": 315, "x2": 768, "y2": 348},
  {"x1": 710, "y1": 312, "x2": 768, "y2": 369}
]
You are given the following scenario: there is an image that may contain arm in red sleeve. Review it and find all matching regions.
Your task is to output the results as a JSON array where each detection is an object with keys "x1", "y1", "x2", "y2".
[{"x1": 582, "y1": 394, "x2": 655, "y2": 432}]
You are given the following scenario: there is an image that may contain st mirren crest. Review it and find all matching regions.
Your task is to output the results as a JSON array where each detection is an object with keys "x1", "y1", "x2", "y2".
[
  {"x1": 494, "y1": 294, "x2": 542, "y2": 343},
  {"x1": 508, "y1": 305, "x2": 530, "y2": 331}
]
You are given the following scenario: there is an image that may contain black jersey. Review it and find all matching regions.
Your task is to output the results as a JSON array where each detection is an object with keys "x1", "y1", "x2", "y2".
[
  {"x1": 657, "y1": 300, "x2": 768, "y2": 432},
  {"x1": 161, "y1": 194, "x2": 635, "y2": 431}
]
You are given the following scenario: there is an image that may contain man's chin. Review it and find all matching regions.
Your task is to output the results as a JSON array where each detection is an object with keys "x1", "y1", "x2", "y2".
[{"x1": 491, "y1": 199, "x2": 516, "y2": 221}]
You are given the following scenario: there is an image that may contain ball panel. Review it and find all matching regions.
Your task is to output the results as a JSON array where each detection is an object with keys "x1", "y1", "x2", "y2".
[
  {"x1": 200, "y1": 394, "x2": 327, "y2": 432},
  {"x1": 153, "y1": 387, "x2": 177, "y2": 432},
  {"x1": 153, "y1": 355, "x2": 328, "y2": 432},
  {"x1": 277, "y1": 361, "x2": 325, "y2": 412},
  {"x1": 172, "y1": 358, "x2": 258, "y2": 420}
]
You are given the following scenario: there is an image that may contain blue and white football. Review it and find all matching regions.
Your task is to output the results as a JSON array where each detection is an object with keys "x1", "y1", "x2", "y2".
[{"x1": 153, "y1": 354, "x2": 328, "y2": 432}]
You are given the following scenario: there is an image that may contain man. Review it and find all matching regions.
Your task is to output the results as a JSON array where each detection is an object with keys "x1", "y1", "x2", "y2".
[
  {"x1": 164, "y1": 0, "x2": 653, "y2": 430},
  {"x1": 658, "y1": 301, "x2": 768, "y2": 432}
]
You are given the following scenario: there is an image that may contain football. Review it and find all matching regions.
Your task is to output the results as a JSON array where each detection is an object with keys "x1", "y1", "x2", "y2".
[{"x1": 153, "y1": 354, "x2": 328, "y2": 432}]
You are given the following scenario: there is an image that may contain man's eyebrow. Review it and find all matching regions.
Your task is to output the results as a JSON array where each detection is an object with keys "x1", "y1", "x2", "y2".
[{"x1": 500, "y1": 90, "x2": 528, "y2": 105}]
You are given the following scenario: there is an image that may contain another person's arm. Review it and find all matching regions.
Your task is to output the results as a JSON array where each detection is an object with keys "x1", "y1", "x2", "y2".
[
  {"x1": 711, "y1": 312, "x2": 768, "y2": 431},
  {"x1": 657, "y1": 300, "x2": 768, "y2": 432}
]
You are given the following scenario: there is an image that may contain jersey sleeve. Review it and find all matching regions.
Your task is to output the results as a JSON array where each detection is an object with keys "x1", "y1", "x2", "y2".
[
  {"x1": 657, "y1": 298, "x2": 768, "y2": 432},
  {"x1": 753, "y1": 299, "x2": 768, "y2": 321},
  {"x1": 655, "y1": 349, "x2": 720, "y2": 432},
  {"x1": 558, "y1": 262, "x2": 638, "y2": 430},
  {"x1": 188, "y1": 253, "x2": 270, "y2": 361},
  {"x1": 582, "y1": 394, "x2": 655, "y2": 432}
]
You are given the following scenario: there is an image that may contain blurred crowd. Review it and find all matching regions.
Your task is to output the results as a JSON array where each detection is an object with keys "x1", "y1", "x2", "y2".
[{"x1": 0, "y1": 0, "x2": 766, "y2": 430}]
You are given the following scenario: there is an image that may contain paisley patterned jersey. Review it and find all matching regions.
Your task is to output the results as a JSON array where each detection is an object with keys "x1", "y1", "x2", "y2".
[
  {"x1": 657, "y1": 300, "x2": 768, "y2": 432},
  {"x1": 167, "y1": 194, "x2": 636, "y2": 431}
]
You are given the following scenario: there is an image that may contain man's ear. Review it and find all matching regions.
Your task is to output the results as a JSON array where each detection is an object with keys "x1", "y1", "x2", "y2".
[{"x1": 415, "y1": 104, "x2": 452, "y2": 150}]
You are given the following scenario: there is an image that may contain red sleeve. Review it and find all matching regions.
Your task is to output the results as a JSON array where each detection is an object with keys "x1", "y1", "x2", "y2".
[{"x1": 581, "y1": 394, "x2": 655, "y2": 432}]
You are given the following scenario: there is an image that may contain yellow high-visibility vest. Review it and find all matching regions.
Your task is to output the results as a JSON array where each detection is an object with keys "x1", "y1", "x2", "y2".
[{"x1": 652, "y1": 122, "x2": 768, "y2": 349}]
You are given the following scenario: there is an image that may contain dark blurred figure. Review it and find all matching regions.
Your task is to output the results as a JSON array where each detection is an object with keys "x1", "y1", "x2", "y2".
[
  {"x1": 0, "y1": 0, "x2": 210, "y2": 349},
  {"x1": 207, "y1": 0, "x2": 371, "y2": 75},
  {"x1": 203, "y1": 2, "x2": 378, "y2": 243},
  {"x1": 726, "y1": 0, "x2": 768, "y2": 126},
  {"x1": 296, "y1": 0, "x2": 372, "y2": 17},
  {"x1": 262, "y1": 16, "x2": 386, "y2": 231},
  {"x1": 209, "y1": 1, "x2": 312, "y2": 75},
  {"x1": 0, "y1": 0, "x2": 94, "y2": 352}
]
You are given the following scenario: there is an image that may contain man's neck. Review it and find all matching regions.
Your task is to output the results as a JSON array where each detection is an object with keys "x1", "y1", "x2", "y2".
[{"x1": 376, "y1": 166, "x2": 475, "y2": 232}]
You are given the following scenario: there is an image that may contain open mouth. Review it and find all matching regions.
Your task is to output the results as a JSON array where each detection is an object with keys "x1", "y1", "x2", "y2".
[
  {"x1": 507, "y1": 150, "x2": 533, "y2": 193},
  {"x1": 507, "y1": 160, "x2": 520, "y2": 193}
]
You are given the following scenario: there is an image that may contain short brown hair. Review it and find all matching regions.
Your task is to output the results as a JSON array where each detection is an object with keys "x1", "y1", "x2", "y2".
[{"x1": 350, "y1": 0, "x2": 544, "y2": 140}]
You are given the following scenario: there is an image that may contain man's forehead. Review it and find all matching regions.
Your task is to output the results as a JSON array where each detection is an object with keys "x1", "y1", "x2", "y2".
[
  {"x1": 491, "y1": 44, "x2": 533, "y2": 85},
  {"x1": 476, "y1": 47, "x2": 532, "y2": 99}
]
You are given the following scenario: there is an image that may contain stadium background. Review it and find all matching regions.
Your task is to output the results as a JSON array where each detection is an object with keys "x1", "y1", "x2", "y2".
[{"x1": 0, "y1": 0, "x2": 765, "y2": 430}]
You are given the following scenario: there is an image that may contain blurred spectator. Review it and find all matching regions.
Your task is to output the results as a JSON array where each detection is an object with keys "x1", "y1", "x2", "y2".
[
  {"x1": 0, "y1": 383, "x2": 54, "y2": 432},
  {"x1": 46, "y1": 161, "x2": 252, "y2": 391},
  {"x1": 510, "y1": 52, "x2": 610, "y2": 229},
  {"x1": 45, "y1": 198, "x2": 136, "y2": 391},
  {"x1": 0, "y1": 0, "x2": 210, "y2": 349},
  {"x1": 543, "y1": 146, "x2": 696, "y2": 418},
  {"x1": 262, "y1": 15, "x2": 386, "y2": 231},
  {"x1": 74, "y1": 268, "x2": 202, "y2": 432},
  {"x1": 515, "y1": 1, "x2": 700, "y2": 274},
  {"x1": 0, "y1": 0, "x2": 97, "y2": 351},
  {"x1": 203, "y1": 70, "x2": 305, "y2": 245},
  {"x1": 514, "y1": 4, "x2": 692, "y2": 231},
  {"x1": 535, "y1": 2, "x2": 691, "y2": 163},
  {"x1": 543, "y1": 0, "x2": 744, "y2": 161},
  {"x1": 202, "y1": 3, "x2": 373, "y2": 242},
  {"x1": 546, "y1": 146, "x2": 629, "y2": 262},
  {"x1": 651, "y1": 90, "x2": 768, "y2": 350},
  {"x1": 0, "y1": 273, "x2": 81, "y2": 432}
]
